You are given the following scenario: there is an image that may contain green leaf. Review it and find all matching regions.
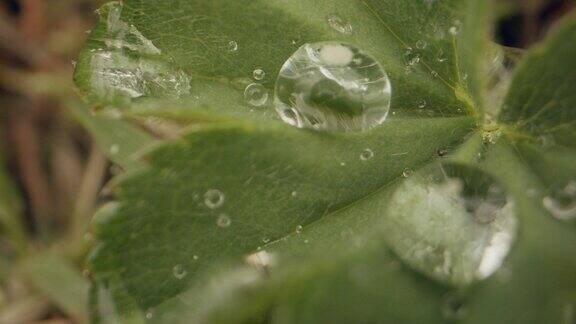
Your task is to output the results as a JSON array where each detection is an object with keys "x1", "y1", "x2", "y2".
[
  {"x1": 70, "y1": 105, "x2": 155, "y2": 169},
  {"x1": 91, "y1": 117, "x2": 473, "y2": 309},
  {"x1": 75, "y1": 0, "x2": 488, "y2": 117},
  {"x1": 73, "y1": 0, "x2": 576, "y2": 322},
  {"x1": 22, "y1": 252, "x2": 90, "y2": 322},
  {"x1": 499, "y1": 14, "x2": 576, "y2": 148}
]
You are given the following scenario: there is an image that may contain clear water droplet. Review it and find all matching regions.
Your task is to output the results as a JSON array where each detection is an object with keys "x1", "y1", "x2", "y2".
[
  {"x1": 415, "y1": 40, "x2": 427, "y2": 49},
  {"x1": 436, "y1": 49, "x2": 447, "y2": 62},
  {"x1": 244, "y1": 83, "x2": 268, "y2": 107},
  {"x1": 383, "y1": 163, "x2": 517, "y2": 286},
  {"x1": 417, "y1": 99, "x2": 427, "y2": 108},
  {"x1": 295, "y1": 225, "x2": 303, "y2": 234},
  {"x1": 360, "y1": 148, "x2": 374, "y2": 161},
  {"x1": 327, "y1": 15, "x2": 353, "y2": 34},
  {"x1": 145, "y1": 310, "x2": 154, "y2": 320},
  {"x1": 431, "y1": 70, "x2": 439, "y2": 77},
  {"x1": 543, "y1": 181, "x2": 576, "y2": 220},
  {"x1": 274, "y1": 42, "x2": 392, "y2": 132},
  {"x1": 217, "y1": 214, "x2": 231, "y2": 227},
  {"x1": 402, "y1": 169, "x2": 413, "y2": 178},
  {"x1": 253, "y1": 68, "x2": 266, "y2": 80},
  {"x1": 172, "y1": 264, "x2": 187, "y2": 279},
  {"x1": 204, "y1": 189, "x2": 225, "y2": 209},
  {"x1": 228, "y1": 40, "x2": 238, "y2": 52},
  {"x1": 437, "y1": 148, "x2": 448, "y2": 157}
]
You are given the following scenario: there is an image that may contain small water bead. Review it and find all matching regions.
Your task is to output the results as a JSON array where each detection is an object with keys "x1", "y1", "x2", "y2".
[
  {"x1": 244, "y1": 83, "x2": 268, "y2": 107},
  {"x1": 172, "y1": 264, "x2": 187, "y2": 280},
  {"x1": 402, "y1": 169, "x2": 413, "y2": 178},
  {"x1": 543, "y1": 181, "x2": 576, "y2": 220},
  {"x1": 228, "y1": 40, "x2": 238, "y2": 52},
  {"x1": 436, "y1": 50, "x2": 447, "y2": 62},
  {"x1": 437, "y1": 148, "x2": 448, "y2": 157},
  {"x1": 360, "y1": 148, "x2": 374, "y2": 161},
  {"x1": 415, "y1": 39, "x2": 427, "y2": 49},
  {"x1": 274, "y1": 42, "x2": 392, "y2": 132},
  {"x1": 253, "y1": 68, "x2": 266, "y2": 80},
  {"x1": 204, "y1": 189, "x2": 225, "y2": 209},
  {"x1": 417, "y1": 99, "x2": 427, "y2": 108},
  {"x1": 217, "y1": 214, "x2": 231, "y2": 228},
  {"x1": 295, "y1": 225, "x2": 303, "y2": 234},
  {"x1": 431, "y1": 70, "x2": 439, "y2": 78},
  {"x1": 327, "y1": 14, "x2": 353, "y2": 34}
]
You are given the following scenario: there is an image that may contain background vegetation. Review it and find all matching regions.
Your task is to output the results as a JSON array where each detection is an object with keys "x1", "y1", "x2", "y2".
[{"x1": 0, "y1": 0, "x2": 573, "y2": 322}]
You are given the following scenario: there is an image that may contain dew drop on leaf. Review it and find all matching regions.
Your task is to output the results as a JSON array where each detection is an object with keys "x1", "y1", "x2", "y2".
[
  {"x1": 417, "y1": 99, "x2": 427, "y2": 108},
  {"x1": 274, "y1": 42, "x2": 391, "y2": 131},
  {"x1": 437, "y1": 148, "x2": 448, "y2": 157},
  {"x1": 326, "y1": 14, "x2": 353, "y2": 34},
  {"x1": 253, "y1": 68, "x2": 266, "y2": 80},
  {"x1": 244, "y1": 83, "x2": 268, "y2": 107},
  {"x1": 415, "y1": 39, "x2": 427, "y2": 49},
  {"x1": 295, "y1": 225, "x2": 303, "y2": 234},
  {"x1": 204, "y1": 189, "x2": 225, "y2": 209},
  {"x1": 172, "y1": 264, "x2": 187, "y2": 280},
  {"x1": 542, "y1": 181, "x2": 576, "y2": 220},
  {"x1": 360, "y1": 148, "x2": 374, "y2": 161},
  {"x1": 217, "y1": 214, "x2": 231, "y2": 228},
  {"x1": 228, "y1": 40, "x2": 238, "y2": 52},
  {"x1": 402, "y1": 169, "x2": 413, "y2": 178},
  {"x1": 436, "y1": 49, "x2": 447, "y2": 62},
  {"x1": 383, "y1": 163, "x2": 517, "y2": 286}
]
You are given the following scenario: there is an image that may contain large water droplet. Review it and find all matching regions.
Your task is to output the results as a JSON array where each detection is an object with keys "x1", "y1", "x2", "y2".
[
  {"x1": 543, "y1": 181, "x2": 576, "y2": 220},
  {"x1": 382, "y1": 163, "x2": 517, "y2": 286},
  {"x1": 327, "y1": 15, "x2": 353, "y2": 34},
  {"x1": 204, "y1": 189, "x2": 225, "y2": 209},
  {"x1": 172, "y1": 264, "x2": 187, "y2": 280},
  {"x1": 244, "y1": 83, "x2": 268, "y2": 107},
  {"x1": 274, "y1": 42, "x2": 391, "y2": 132}
]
